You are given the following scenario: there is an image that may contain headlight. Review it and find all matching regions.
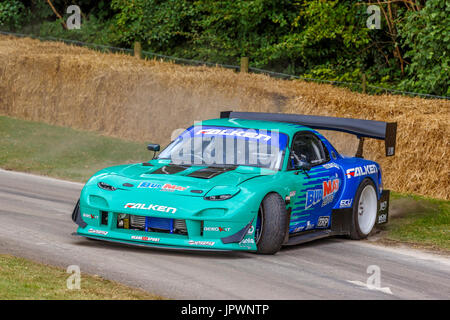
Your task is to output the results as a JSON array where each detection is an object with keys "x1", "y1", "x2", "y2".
[
  {"x1": 204, "y1": 194, "x2": 234, "y2": 201},
  {"x1": 97, "y1": 182, "x2": 116, "y2": 191},
  {"x1": 204, "y1": 186, "x2": 240, "y2": 201}
]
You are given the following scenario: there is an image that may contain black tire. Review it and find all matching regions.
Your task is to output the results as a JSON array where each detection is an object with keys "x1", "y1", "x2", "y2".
[
  {"x1": 256, "y1": 193, "x2": 287, "y2": 254},
  {"x1": 350, "y1": 178, "x2": 378, "y2": 240}
]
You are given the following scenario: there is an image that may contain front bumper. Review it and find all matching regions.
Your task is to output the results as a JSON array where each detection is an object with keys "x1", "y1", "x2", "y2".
[
  {"x1": 72, "y1": 194, "x2": 258, "y2": 251},
  {"x1": 74, "y1": 224, "x2": 255, "y2": 251}
]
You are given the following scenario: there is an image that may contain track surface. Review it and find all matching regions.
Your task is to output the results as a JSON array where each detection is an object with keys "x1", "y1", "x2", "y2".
[{"x1": 0, "y1": 169, "x2": 449, "y2": 299}]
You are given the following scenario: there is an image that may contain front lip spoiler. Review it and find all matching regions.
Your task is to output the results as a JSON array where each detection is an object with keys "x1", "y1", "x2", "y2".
[{"x1": 72, "y1": 232, "x2": 234, "y2": 252}]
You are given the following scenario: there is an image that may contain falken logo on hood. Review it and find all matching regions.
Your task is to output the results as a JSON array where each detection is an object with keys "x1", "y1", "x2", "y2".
[
  {"x1": 346, "y1": 165, "x2": 378, "y2": 179},
  {"x1": 196, "y1": 128, "x2": 272, "y2": 141},
  {"x1": 124, "y1": 203, "x2": 177, "y2": 213},
  {"x1": 138, "y1": 182, "x2": 188, "y2": 192}
]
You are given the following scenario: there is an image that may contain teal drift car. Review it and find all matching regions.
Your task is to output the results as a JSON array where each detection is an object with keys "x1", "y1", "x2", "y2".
[{"x1": 72, "y1": 111, "x2": 397, "y2": 254}]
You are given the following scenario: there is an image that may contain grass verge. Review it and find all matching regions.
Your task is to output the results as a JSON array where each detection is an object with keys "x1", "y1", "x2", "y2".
[
  {"x1": 1, "y1": 115, "x2": 448, "y2": 253},
  {"x1": 0, "y1": 254, "x2": 163, "y2": 299},
  {"x1": 0, "y1": 115, "x2": 150, "y2": 182},
  {"x1": 375, "y1": 193, "x2": 449, "y2": 253}
]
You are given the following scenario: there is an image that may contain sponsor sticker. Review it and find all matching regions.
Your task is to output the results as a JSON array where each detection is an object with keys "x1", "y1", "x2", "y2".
[
  {"x1": 317, "y1": 216, "x2": 330, "y2": 228},
  {"x1": 378, "y1": 213, "x2": 387, "y2": 224},
  {"x1": 322, "y1": 162, "x2": 340, "y2": 169},
  {"x1": 197, "y1": 128, "x2": 272, "y2": 141},
  {"x1": 88, "y1": 228, "x2": 108, "y2": 236},
  {"x1": 203, "y1": 226, "x2": 231, "y2": 232},
  {"x1": 293, "y1": 226, "x2": 305, "y2": 233},
  {"x1": 124, "y1": 203, "x2": 177, "y2": 214},
  {"x1": 305, "y1": 221, "x2": 314, "y2": 230},
  {"x1": 82, "y1": 213, "x2": 97, "y2": 219},
  {"x1": 340, "y1": 199, "x2": 353, "y2": 208},
  {"x1": 346, "y1": 165, "x2": 378, "y2": 179},
  {"x1": 138, "y1": 182, "x2": 188, "y2": 192},
  {"x1": 239, "y1": 238, "x2": 255, "y2": 245},
  {"x1": 188, "y1": 240, "x2": 215, "y2": 246},
  {"x1": 305, "y1": 178, "x2": 340, "y2": 209},
  {"x1": 131, "y1": 235, "x2": 160, "y2": 242}
]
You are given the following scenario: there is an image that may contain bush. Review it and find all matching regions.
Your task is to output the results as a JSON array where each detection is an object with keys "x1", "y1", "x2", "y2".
[
  {"x1": 0, "y1": 0, "x2": 28, "y2": 30},
  {"x1": 399, "y1": 0, "x2": 450, "y2": 96}
]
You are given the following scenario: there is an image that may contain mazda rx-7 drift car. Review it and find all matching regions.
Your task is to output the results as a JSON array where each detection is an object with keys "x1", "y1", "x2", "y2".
[{"x1": 72, "y1": 111, "x2": 397, "y2": 254}]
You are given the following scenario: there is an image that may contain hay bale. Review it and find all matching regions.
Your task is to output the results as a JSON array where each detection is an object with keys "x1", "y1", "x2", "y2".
[{"x1": 0, "y1": 35, "x2": 449, "y2": 199}]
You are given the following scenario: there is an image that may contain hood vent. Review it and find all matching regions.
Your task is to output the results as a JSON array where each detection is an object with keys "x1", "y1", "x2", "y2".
[
  {"x1": 151, "y1": 164, "x2": 191, "y2": 175},
  {"x1": 188, "y1": 166, "x2": 237, "y2": 179}
]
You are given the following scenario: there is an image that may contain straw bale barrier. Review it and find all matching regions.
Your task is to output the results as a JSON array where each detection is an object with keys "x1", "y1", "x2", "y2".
[{"x1": 0, "y1": 35, "x2": 448, "y2": 199}]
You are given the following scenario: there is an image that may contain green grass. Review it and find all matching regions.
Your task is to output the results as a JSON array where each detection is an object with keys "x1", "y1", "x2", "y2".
[
  {"x1": 0, "y1": 254, "x2": 163, "y2": 299},
  {"x1": 379, "y1": 193, "x2": 450, "y2": 252},
  {"x1": 0, "y1": 115, "x2": 151, "y2": 182}
]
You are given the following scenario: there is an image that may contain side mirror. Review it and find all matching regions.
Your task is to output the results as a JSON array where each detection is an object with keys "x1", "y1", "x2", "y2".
[
  {"x1": 290, "y1": 152, "x2": 311, "y2": 171},
  {"x1": 147, "y1": 144, "x2": 160, "y2": 152},
  {"x1": 298, "y1": 161, "x2": 312, "y2": 171}
]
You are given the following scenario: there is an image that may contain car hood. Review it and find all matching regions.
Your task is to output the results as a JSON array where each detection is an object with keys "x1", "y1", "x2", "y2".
[{"x1": 88, "y1": 160, "x2": 276, "y2": 197}]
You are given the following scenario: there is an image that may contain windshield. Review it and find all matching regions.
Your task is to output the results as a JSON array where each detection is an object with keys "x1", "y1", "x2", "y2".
[{"x1": 157, "y1": 126, "x2": 288, "y2": 170}]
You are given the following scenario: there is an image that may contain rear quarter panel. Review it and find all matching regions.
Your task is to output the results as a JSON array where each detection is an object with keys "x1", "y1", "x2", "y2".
[{"x1": 332, "y1": 156, "x2": 382, "y2": 210}]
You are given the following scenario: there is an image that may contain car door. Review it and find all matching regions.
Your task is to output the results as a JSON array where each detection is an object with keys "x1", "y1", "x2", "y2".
[{"x1": 287, "y1": 131, "x2": 339, "y2": 233}]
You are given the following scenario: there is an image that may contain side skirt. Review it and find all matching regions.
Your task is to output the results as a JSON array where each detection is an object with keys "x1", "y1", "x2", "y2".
[{"x1": 284, "y1": 208, "x2": 352, "y2": 246}]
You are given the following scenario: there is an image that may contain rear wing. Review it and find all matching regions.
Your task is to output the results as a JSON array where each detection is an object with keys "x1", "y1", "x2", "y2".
[{"x1": 220, "y1": 111, "x2": 397, "y2": 157}]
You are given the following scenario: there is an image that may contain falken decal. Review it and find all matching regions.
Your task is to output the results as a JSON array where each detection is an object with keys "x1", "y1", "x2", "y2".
[
  {"x1": 346, "y1": 165, "x2": 378, "y2": 179},
  {"x1": 196, "y1": 128, "x2": 272, "y2": 141},
  {"x1": 124, "y1": 203, "x2": 177, "y2": 213}
]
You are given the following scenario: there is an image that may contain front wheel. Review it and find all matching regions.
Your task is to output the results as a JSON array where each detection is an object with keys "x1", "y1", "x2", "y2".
[
  {"x1": 350, "y1": 178, "x2": 378, "y2": 240},
  {"x1": 255, "y1": 193, "x2": 287, "y2": 254}
]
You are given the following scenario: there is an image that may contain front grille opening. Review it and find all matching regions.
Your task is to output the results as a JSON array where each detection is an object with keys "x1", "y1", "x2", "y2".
[
  {"x1": 101, "y1": 211, "x2": 108, "y2": 225},
  {"x1": 117, "y1": 214, "x2": 187, "y2": 235}
]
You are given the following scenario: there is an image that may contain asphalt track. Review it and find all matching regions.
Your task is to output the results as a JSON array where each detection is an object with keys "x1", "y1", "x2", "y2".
[{"x1": 0, "y1": 169, "x2": 449, "y2": 299}]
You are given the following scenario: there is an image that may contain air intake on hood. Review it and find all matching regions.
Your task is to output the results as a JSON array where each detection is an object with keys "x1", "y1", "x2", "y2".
[
  {"x1": 188, "y1": 166, "x2": 237, "y2": 179},
  {"x1": 151, "y1": 164, "x2": 191, "y2": 175}
]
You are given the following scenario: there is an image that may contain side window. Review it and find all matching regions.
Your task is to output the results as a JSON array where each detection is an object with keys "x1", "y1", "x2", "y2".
[{"x1": 290, "y1": 132, "x2": 328, "y2": 167}]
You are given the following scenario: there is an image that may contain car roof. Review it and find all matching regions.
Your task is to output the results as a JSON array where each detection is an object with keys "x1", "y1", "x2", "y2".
[{"x1": 196, "y1": 118, "x2": 312, "y2": 137}]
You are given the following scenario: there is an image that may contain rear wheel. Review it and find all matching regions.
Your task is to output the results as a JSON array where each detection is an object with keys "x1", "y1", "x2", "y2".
[
  {"x1": 255, "y1": 193, "x2": 287, "y2": 254},
  {"x1": 350, "y1": 178, "x2": 378, "y2": 240}
]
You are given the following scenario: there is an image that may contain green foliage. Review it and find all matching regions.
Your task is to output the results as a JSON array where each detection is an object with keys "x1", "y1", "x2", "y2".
[
  {"x1": 4, "y1": 0, "x2": 449, "y2": 97},
  {"x1": 39, "y1": 16, "x2": 112, "y2": 45},
  {"x1": 398, "y1": 0, "x2": 450, "y2": 96},
  {"x1": 0, "y1": 0, "x2": 28, "y2": 30},
  {"x1": 110, "y1": 0, "x2": 197, "y2": 53}
]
